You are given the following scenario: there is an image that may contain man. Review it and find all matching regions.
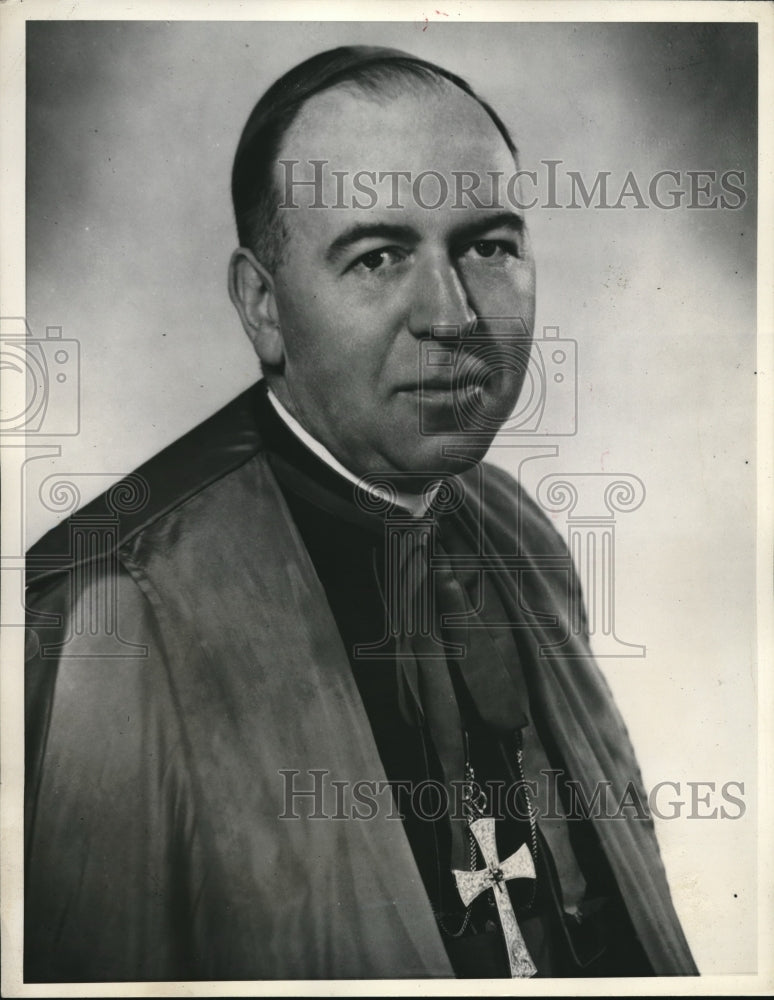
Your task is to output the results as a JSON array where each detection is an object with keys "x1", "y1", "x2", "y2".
[{"x1": 24, "y1": 46, "x2": 697, "y2": 981}]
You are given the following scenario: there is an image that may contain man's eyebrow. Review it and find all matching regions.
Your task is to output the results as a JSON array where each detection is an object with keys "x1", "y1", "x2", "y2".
[
  {"x1": 324, "y1": 213, "x2": 525, "y2": 264},
  {"x1": 325, "y1": 223, "x2": 420, "y2": 263},
  {"x1": 450, "y1": 211, "x2": 525, "y2": 242}
]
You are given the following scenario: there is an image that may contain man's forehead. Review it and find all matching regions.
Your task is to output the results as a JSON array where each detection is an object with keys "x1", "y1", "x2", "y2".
[{"x1": 275, "y1": 80, "x2": 517, "y2": 182}]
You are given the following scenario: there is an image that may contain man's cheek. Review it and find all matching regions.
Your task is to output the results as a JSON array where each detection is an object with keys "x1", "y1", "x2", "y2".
[{"x1": 468, "y1": 270, "x2": 533, "y2": 316}]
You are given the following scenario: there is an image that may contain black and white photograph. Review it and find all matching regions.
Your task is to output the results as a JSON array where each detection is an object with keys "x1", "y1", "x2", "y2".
[{"x1": 1, "y1": 1, "x2": 770, "y2": 994}]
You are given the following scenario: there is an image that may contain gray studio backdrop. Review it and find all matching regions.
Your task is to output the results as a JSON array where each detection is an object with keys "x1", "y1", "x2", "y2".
[{"x1": 24, "y1": 20, "x2": 757, "y2": 975}]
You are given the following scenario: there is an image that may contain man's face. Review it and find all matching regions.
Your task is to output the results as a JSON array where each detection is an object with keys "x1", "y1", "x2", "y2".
[{"x1": 266, "y1": 80, "x2": 536, "y2": 481}]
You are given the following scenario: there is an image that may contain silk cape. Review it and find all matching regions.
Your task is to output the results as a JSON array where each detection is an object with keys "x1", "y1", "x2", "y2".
[{"x1": 24, "y1": 383, "x2": 697, "y2": 981}]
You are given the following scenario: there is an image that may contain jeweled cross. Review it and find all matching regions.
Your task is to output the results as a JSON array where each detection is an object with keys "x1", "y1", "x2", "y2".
[{"x1": 452, "y1": 815, "x2": 537, "y2": 978}]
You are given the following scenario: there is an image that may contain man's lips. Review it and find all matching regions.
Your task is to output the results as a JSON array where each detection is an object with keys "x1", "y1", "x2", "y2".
[
  {"x1": 394, "y1": 374, "x2": 518, "y2": 430},
  {"x1": 397, "y1": 382, "x2": 453, "y2": 393},
  {"x1": 395, "y1": 380, "x2": 488, "y2": 396}
]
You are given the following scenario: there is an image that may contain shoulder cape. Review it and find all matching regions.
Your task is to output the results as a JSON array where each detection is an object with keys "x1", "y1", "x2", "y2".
[{"x1": 25, "y1": 383, "x2": 697, "y2": 980}]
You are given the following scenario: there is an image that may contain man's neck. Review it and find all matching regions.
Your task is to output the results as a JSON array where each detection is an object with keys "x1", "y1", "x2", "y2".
[{"x1": 265, "y1": 387, "x2": 434, "y2": 518}]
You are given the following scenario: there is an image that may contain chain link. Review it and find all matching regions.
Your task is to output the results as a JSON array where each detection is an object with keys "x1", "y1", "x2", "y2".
[
  {"x1": 434, "y1": 759, "x2": 478, "y2": 937},
  {"x1": 515, "y1": 741, "x2": 539, "y2": 911}
]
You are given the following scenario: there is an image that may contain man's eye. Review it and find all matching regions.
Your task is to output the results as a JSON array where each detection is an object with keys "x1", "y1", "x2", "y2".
[
  {"x1": 354, "y1": 247, "x2": 406, "y2": 272},
  {"x1": 464, "y1": 240, "x2": 519, "y2": 261}
]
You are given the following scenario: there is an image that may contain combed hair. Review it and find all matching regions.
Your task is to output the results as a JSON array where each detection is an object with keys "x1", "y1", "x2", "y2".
[{"x1": 231, "y1": 45, "x2": 518, "y2": 271}]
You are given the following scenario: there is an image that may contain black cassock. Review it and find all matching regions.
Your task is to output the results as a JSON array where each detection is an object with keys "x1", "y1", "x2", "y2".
[{"x1": 25, "y1": 381, "x2": 697, "y2": 981}]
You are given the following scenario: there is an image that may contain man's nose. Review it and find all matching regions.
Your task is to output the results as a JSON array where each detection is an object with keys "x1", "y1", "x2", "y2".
[{"x1": 406, "y1": 255, "x2": 476, "y2": 338}]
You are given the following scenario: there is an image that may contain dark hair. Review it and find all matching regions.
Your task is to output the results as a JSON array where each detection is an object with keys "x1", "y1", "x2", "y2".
[{"x1": 231, "y1": 45, "x2": 518, "y2": 270}]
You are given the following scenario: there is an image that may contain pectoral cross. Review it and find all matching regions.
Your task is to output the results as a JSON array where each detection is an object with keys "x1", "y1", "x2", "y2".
[{"x1": 452, "y1": 816, "x2": 538, "y2": 978}]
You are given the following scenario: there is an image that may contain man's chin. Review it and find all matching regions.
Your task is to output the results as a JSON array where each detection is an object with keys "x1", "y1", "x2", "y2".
[{"x1": 386, "y1": 434, "x2": 493, "y2": 479}]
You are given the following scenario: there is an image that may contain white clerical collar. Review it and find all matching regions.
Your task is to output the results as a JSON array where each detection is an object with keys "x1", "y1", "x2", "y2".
[{"x1": 266, "y1": 387, "x2": 434, "y2": 518}]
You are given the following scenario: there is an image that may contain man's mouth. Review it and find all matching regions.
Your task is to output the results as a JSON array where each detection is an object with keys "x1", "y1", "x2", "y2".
[{"x1": 397, "y1": 379, "x2": 491, "y2": 400}]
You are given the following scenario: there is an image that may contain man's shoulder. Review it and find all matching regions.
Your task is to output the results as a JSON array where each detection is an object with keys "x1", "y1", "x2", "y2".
[
  {"x1": 464, "y1": 459, "x2": 568, "y2": 557},
  {"x1": 26, "y1": 382, "x2": 267, "y2": 592}
]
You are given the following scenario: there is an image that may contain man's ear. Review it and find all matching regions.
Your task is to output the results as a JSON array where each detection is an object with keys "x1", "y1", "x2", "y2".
[{"x1": 228, "y1": 247, "x2": 284, "y2": 368}]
